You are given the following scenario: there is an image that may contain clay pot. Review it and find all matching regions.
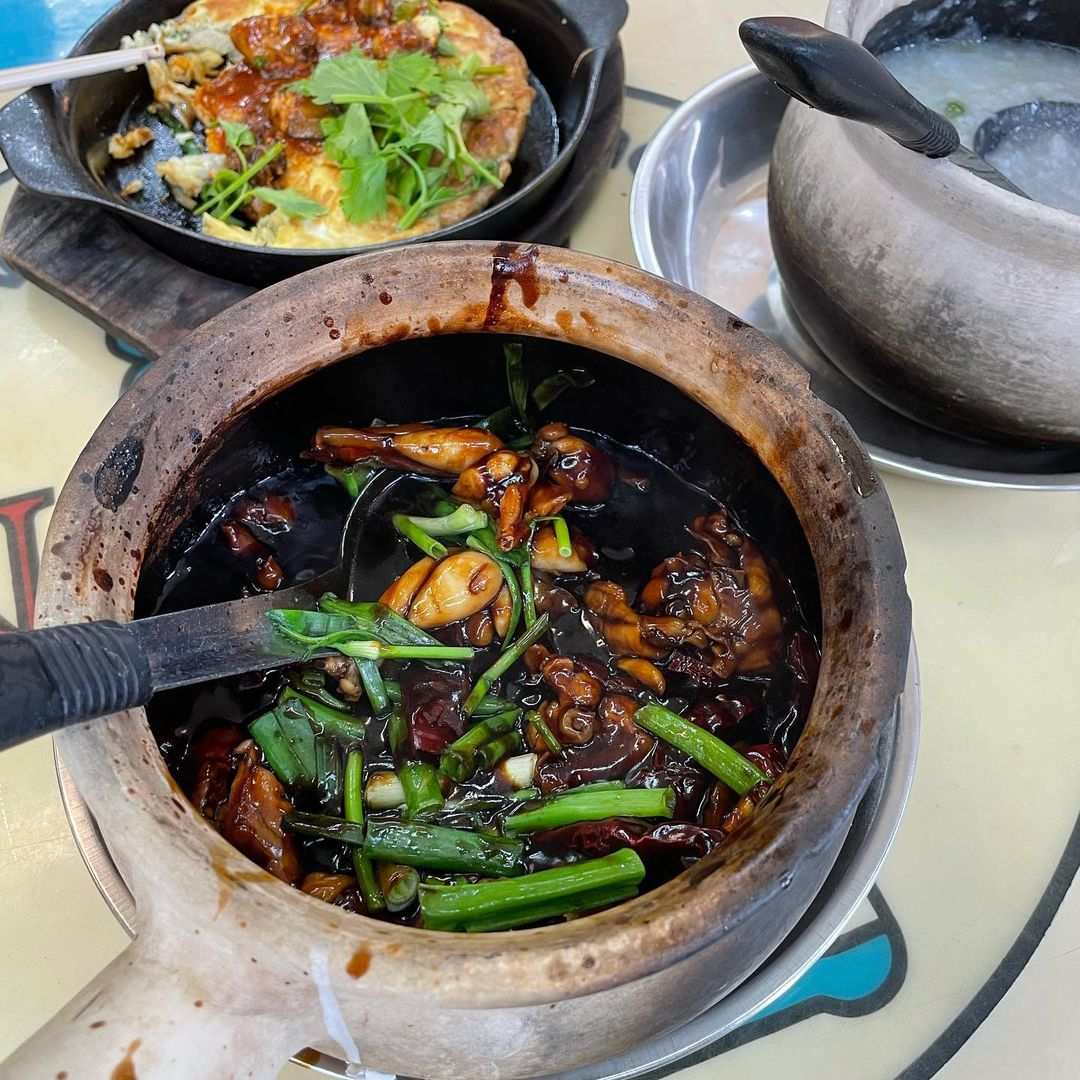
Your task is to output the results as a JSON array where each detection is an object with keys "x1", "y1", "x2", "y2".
[
  {"x1": 12, "y1": 242, "x2": 909, "y2": 1079},
  {"x1": 769, "y1": 0, "x2": 1080, "y2": 444}
]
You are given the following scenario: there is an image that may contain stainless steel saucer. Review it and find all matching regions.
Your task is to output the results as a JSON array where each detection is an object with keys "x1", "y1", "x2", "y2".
[{"x1": 630, "y1": 66, "x2": 1080, "y2": 491}]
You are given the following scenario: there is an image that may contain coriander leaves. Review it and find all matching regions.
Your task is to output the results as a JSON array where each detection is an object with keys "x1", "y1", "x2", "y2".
[
  {"x1": 194, "y1": 121, "x2": 326, "y2": 225},
  {"x1": 294, "y1": 48, "x2": 502, "y2": 228}
]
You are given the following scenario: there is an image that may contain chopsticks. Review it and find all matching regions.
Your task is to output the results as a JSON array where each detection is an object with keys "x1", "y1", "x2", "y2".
[{"x1": 0, "y1": 43, "x2": 165, "y2": 93}]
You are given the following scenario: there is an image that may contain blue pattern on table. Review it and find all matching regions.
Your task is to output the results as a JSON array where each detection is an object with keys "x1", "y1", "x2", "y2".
[{"x1": 0, "y1": 0, "x2": 117, "y2": 67}]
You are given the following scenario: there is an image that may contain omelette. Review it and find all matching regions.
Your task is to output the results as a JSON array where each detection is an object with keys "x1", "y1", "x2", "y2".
[{"x1": 117, "y1": 0, "x2": 534, "y2": 248}]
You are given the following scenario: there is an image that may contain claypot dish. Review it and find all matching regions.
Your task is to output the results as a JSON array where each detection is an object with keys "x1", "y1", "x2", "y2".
[
  {"x1": 14, "y1": 242, "x2": 909, "y2": 1079},
  {"x1": 769, "y1": 0, "x2": 1080, "y2": 445}
]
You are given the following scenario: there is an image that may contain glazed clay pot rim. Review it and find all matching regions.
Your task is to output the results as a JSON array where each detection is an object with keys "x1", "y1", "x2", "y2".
[
  {"x1": 37, "y1": 240, "x2": 909, "y2": 1009},
  {"x1": 825, "y1": 0, "x2": 1080, "y2": 243}
]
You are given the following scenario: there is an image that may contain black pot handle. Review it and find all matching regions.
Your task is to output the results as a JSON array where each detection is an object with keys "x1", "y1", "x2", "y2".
[
  {"x1": 739, "y1": 16, "x2": 960, "y2": 158},
  {"x1": 0, "y1": 621, "x2": 152, "y2": 751},
  {"x1": 548, "y1": 0, "x2": 628, "y2": 52},
  {"x1": 0, "y1": 90, "x2": 96, "y2": 199}
]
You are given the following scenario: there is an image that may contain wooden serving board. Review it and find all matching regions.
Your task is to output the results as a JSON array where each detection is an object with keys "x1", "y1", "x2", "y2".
[{"x1": 0, "y1": 47, "x2": 624, "y2": 359}]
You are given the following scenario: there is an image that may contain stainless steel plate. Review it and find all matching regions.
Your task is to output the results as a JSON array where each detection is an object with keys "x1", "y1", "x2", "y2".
[
  {"x1": 630, "y1": 67, "x2": 1080, "y2": 491},
  {"x1": 55, "y1": 640, "x2": 920, "y2": 1080}
]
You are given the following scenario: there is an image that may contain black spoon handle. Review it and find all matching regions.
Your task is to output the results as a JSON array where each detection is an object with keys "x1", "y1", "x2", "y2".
[
  {"x1": 739, "y1": 16, "x2": 960, "y2": 158},
  {"x1": 0, "y1": 622, "x2": 152, "y2": 750}
]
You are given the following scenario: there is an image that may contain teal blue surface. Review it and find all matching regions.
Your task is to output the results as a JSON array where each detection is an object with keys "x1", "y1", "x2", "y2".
[
  {"x1": 0, "y1": 0, "x2": 116, "y2": 66},
  {"x1": 753, "y1": 934, "x2": 894, "y2": 1019}
]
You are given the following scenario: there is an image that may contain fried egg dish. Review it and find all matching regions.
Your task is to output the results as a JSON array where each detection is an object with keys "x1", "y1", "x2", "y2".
[{"x1": 116, "y1": 0, "x2": 534, "y2": 249}]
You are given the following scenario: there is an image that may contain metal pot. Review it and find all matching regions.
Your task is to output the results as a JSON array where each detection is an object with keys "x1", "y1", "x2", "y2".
[
  {"x1": 0, "y1": 0, "x2": 625, "y2": 287},
  {"x1": 9, "y1": 242, "x2": 909, "y2": 1080},
  {"x1": 768, "y1": 0, "x2": 1080, "y2": 445}
]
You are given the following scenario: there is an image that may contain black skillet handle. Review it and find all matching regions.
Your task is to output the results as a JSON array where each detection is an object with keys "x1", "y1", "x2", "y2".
[
  {"x1": 0, "y1": 621, "x2": 152, "y2": 751},
  {"x1": 0, "y1": 90, "x2": 93, "y2": 199},
  {"x1": 739, "y1": 16, "x2": 960, "y2": 158},
  {"x1": 549, "y1": 0, "x2": 629, "y2": 51}
]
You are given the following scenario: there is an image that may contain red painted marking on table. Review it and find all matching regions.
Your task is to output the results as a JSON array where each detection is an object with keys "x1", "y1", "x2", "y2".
[{"x1": 0, "y1": 488, "x2": 54, "y2": 630}]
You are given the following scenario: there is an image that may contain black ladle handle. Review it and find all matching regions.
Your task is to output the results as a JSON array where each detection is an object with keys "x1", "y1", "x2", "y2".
[
  {"x1": 0, "y1": 621, "x2": 152, "y2": 750},
  {"x1": 739, "y1": 16, "x2": 960, "y2": 158},
  {"x1": 550, "y1": 0, "x2": 629, "y2": 51}
]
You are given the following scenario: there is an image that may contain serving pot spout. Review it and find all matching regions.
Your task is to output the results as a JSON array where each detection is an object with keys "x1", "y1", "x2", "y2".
[
  {"x1": 10, "y1": 242, "x2": 909, "y2": 1079},
  {"x1": 769, "y1": 0, "x2": 1080, "y2": 445}
]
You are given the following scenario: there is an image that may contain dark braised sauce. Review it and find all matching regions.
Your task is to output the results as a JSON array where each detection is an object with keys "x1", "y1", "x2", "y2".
[{"x1": 149, "y1": 426, "x2": 818, "y2": 924}]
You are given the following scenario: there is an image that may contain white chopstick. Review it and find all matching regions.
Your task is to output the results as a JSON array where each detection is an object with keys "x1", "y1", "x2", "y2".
[{"x1": 0, "y1": 43, "x2": 165, "y2": 93}]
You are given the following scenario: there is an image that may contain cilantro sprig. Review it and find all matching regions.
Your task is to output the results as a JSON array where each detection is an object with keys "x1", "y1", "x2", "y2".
[
  {"x1": 293, "y1": 49, "x2": 504, "y2": 229},
  {"x1": 195, "y1": 122, "x2": 326, "y2": 224}
]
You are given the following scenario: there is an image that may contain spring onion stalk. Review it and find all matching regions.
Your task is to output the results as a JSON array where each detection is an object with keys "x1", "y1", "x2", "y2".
[
  {"x1": 510, "y1": 786, "x2": 539, "y2": 801},
  {"x1": 634, "y1": 704, "x2": 769, "y2": 795},
  {"x1": 386, "y1": 704, "x2": 408, "y2": 757},
  {"x1": 532, "y1": 516, "x2": 573, "y2": 558},
  {"x1": 495, "y1": 556, "x2": 523, "y2": 644},
  {"x1": 504, "y1": 343, "x2": 529, "y2": 427},
  {"x1": 561, "y1": 780, "x2": 626, "y2": 795},
  {"x1": 316, "y1": 596, "x2": 443, "y2": 647},
  {"x1": 531, "y1": 368, "x2": 595, "y2": 412},
  {"x1": 344, "y1": 750, "x2": 384, "y2": 912},
  {"x1": 315, "y1": 734, "x2": 343, "y2": 815},
  {"x1": 356, "y1": 659, "x2": 389, "y2": 715},
  {"x1": 314, "y1": 635, "x2": 469, "y2": 664},
  {"x1": 476, "y1": 731, "x2": 523, "y2": 771},
  {"x1": 439, "y1": 709, "x2": 520, "y2": 781},
  {"x1": 399, "y1": 761, "x2": 445, "y2": 819},
  {"x1": 270, "y1": 611, "x2": 475, "y2": 663},
  {"x1": 496, "y1": 555, "x2": 524, "y2": 644},
  {"x1": 552, "y1": 517, "x2": 572, "y2": 559},
  {"x1": 377, "y1": 862, "x2": 420, "y2": 913},
  {"x1": 464, "y1": 614, "x2": 550, "y2": 716},
  {"x1": 496, "y1": 753, "x2": 538, "y2": 791},
  {"x1": 249, "y1": 710, "x2": 307, "y2": 787},
  {"x1": 365, "y1": 770, "x2": 406, "y2": 810},
  {"x1": 463, "y1": 884, "x2": 639, "y2": 932},
  {"x1": 397, "y1": 505, "x2": 489, "y2": 536},
  {"x1": 275, "y1": 713, "x2": 319, "y2": 784},
  {"x1": 449, "y1": 711, "x2": 521, "y2": 752},
  {"x1": 291, "y1": 668, "x2": 353, "y2": 712},
  {"x1": 426, "y1": 492, "x2": 465, "y2": 518},
  {"x1": 284, "y1": 810, "x2": 366, "y2": 846},
  {"x1": 471, "y1": 694, "x2": 516, "y2": 717},
  {"x1": 525, "y1": 709, "x2": 562, "y2": 755},
  {"x1": 419, "y1": 848, "x2": 645, "y2": 930},
  {"x1": 441, "y1": 792, "x2": 509, "y2": 814},
  {"x1": 465, "y1": 534, "x2": 522, "y2": 644},
  {"x1": 252, "y1": 699, "x2": 324, "y2": 786},
  {"x1": 480, "y1": 344, "x2": 533, "y2": 439},
  {"x1": 324, "y1": 463, "x2": 373, "y2": 500},
  {"x1": 465, "y1": 525, "x2": 497, "y2": 557},
  {"x1": 503, "y1": 787, "x2": 675, "y2": 834},
  {"x1": 384, "y1": 679, "x2": 403, "y2": 704},
  {"x1": 391, "y1": 513, "x2": 448, "y2": 559},
  {"x1": 520, "y1": 559, "x2": 537, "y2": 627},
  {"x1": 364, "y1": 821, "x2": 525, "y2": 877},
  {"x1": 281, "y1": 688, "x2": 366, "y2": 744}
]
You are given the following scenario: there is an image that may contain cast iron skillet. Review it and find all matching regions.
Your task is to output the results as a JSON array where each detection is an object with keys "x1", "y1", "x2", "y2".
[{"x1": 0, "y1": 0, "x2": 626, "y2": 285}]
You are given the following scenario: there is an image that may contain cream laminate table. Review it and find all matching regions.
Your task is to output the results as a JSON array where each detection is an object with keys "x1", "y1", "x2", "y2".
[{"x1": 1, "y1": 2, "x2": 1078, "y2": 1078}]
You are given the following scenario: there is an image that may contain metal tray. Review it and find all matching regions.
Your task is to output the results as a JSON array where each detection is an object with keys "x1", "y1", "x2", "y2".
[
  {"x1": 629, "y1": 67, "x2": 1080, "y2": 491},
  {"x1": 55, "y1": 640, "x2": 919, "y2": 1080}
]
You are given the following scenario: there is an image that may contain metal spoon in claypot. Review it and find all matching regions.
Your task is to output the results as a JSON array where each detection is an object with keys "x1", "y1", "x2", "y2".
[
  {"x1": 739, "y1": 16, "x2": 1030, "y2": 199},
  {"x1": 0, "y1": 482, "x2": 396, "y2": 751}
]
